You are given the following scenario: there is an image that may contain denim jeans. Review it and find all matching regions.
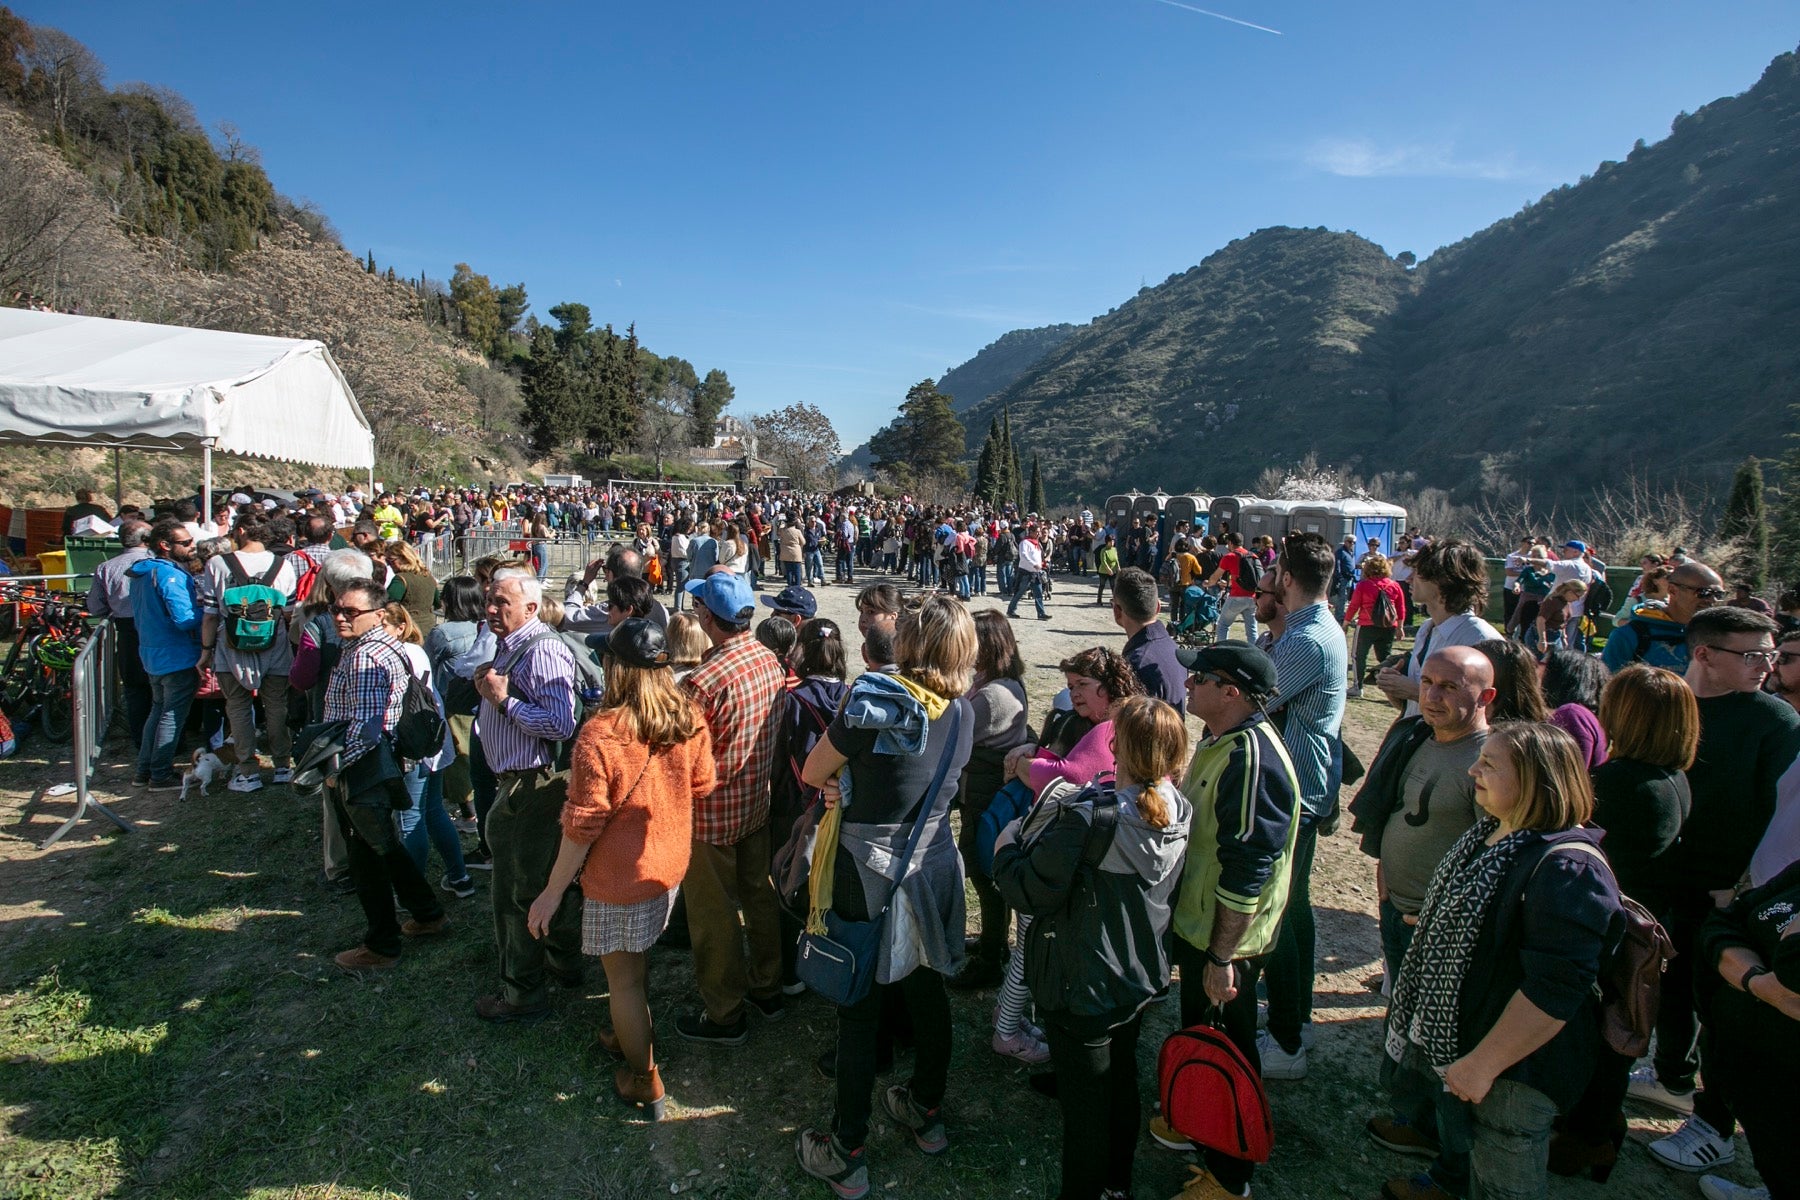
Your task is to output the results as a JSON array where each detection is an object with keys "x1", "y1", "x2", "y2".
[
  {"x1": 997, "y1": 562, "x2": 1015, "y2": 593},
  {"x1": 1218, "y1": 594, "x2": 1259, "y2": 642},
  {"x1": 1384, "y1": 1058, "x2": 1476, "y2": 1197},
  {"x1": 1378, "y1": 896, "x2": 1417, "y2": 986},
  {"x1": 139, "y1": 667, "x2": 201, "y2": 781},
  {"x1": 805, "y1": 550, "x2": 825, "y2": 586},
  {"x1": 1007, "y1": 571, "x2": 1047, "y2": 619},
  {"x1": 782, "y1": 560, "x2": 802, "y2": 586},
  {"x1": 970, "y1": 564, "x2": 986, "y2": 594},
  {"x1": 671, "y1": 561, "x2": 690, "y2": 610},
  {"x1": 396, "y1": 764, "x2": 467, "y2": 880},
  {"x1": 953, "y1": 567, "x2": 971, "y2": 599}
]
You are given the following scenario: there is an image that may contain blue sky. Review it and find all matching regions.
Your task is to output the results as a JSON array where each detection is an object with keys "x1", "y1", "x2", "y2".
[{"x1": 21, "y1": 1, "x2": 1800, "y2": 447}]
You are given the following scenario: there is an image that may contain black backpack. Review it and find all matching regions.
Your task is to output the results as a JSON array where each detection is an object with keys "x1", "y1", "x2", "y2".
[
  {"x1": 1234, "y1": 551, "x2": 1263, "y2": 593},
  {"x1": 1372, "y1": 586, "x2": 1400, "y2": 630},
  {"x1": 377, "y1": 645, "x2": 447, "y2": 761},
  {"x1": 1585, "y1": 575, "x2": 1615, "y2": 617}
]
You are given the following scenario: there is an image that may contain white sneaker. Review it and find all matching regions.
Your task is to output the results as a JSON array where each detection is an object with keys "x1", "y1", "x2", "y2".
[
  {"x1": 1649, "y1": 1117, "x2": 1736, "y2": 1173},
  {"x1": 1255, "y1": 1028, "x2": 1308, "y2": 1080},
  {"x1": 271, "y1": 767, "x2": 293, "y2": 785},
  {"x1": 1627, "y1": 1064, "x2": 1696, "y2": 1115},
  {"x1": 1253, "y1": 1007, "x2": 1314, "y2": 1047},
  {"x1": 1700, "y1": 1176, "x2": 1769, "y2": 1200},
  {"x1": 227, "y1": 774, "x2": 264, "y2": 794},
  {"x1": 992, "y1": 1029, "x2": 1051, "y2": 1064}
]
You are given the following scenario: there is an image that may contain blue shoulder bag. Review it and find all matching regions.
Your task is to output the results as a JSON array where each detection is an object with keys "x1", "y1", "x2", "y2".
[{"x1": 797, "y1": 706, "x2": 963, "y2": 1007}]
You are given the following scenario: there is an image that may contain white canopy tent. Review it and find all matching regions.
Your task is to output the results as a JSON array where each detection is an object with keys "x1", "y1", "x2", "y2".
[{"x1": 0, "y1": 308, "x2": 375, "y2": 515}]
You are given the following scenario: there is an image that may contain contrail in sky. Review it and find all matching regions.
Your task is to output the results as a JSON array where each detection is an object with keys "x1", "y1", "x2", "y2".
[{"x1": 1148, "y1": 0, "x2": 1282, "y2": 35}]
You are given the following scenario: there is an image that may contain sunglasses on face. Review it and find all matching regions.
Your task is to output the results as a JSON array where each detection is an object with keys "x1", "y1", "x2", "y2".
[
  {"x1": 331, "y1": 605, "x2": 379, "y2": 620},
  {"x1": 1672, "y1": 583, "x2": 1727, "y2": 600}
]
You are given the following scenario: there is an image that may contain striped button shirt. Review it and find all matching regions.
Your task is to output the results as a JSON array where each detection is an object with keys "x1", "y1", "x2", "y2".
[
  {"x1": 322, "y1": 627, "x2": 409, "y2": 766},
  {"x1": 1265, "y1": 601, "x2": 1348, "y2": 819},
  {"x1": 682, "y1": 632, "x2": 786, "y2": 846},
  {"x1": 476, "y1": 619, "x2": 579, "y2": 773}
]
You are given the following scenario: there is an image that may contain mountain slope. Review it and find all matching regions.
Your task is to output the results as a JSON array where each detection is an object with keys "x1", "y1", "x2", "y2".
[
  {"x1": 843, "y1": 322, "x2": 1081, "y2": 467},
  {"x1": 971, "y1": 46, "x2": 1800, "y2": 507},
  {"x1": 965, "y1": 228, "x2": 1414, "y2": 501},
  {"x1": 937, "y1": 324, "x2": 1082, "y2": 413}
]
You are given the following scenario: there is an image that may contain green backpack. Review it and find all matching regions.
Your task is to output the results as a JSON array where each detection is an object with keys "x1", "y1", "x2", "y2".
[{"x1": 220, "y1": 554, "x2": 289, "y2": 653}]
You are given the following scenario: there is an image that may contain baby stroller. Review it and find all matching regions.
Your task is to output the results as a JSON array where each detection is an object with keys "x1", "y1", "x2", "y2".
[{"x1": 1170, "y1": 585, "x2": 1219, "y2": 647}]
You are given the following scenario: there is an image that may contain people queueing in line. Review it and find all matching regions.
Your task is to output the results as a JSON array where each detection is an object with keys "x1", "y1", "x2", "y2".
[{"x1": 80, "y1": 474, "x2": 1800, "y2": 1200}]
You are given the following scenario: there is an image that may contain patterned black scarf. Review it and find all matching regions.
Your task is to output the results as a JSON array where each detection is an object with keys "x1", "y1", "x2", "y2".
[{"x1": 1386, "y1": 816, "x2": 1533, "y2": 1072}]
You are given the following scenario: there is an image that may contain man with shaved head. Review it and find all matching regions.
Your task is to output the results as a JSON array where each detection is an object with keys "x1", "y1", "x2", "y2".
[
  {"x1": 1603, "y1": 559, "x2": 1723, "y2": 673},
  {"x1": 1350, "y1": 644, "x2": 1497, "y2": 1182}
]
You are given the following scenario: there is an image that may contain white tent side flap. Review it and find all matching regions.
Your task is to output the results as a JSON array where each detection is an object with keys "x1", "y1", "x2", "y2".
[{"x1": 0, "y1": 308, "x2": 375, "y2": 470}]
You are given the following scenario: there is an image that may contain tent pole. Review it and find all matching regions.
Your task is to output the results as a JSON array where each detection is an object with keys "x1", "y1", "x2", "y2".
[
  {"x1": 202, "y1": 443, "x2": 213, "y2": 525},
  {"x1": 113, "y1": 448, "x2": 122, "y2": 510}
]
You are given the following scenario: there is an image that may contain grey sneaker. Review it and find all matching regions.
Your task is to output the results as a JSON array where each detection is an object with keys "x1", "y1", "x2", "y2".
[
  {"x1": 795, "y1": 1128, "x2": 869, "y2": 1198},
  {"x1": 882, "y1": 1084, "x2": 947, "y2": 1155}
]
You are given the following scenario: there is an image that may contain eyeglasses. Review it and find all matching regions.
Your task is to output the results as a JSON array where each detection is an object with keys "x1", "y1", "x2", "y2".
[
  {"x1": 330, "y1": 605, "x2": 379, "y2": 620},
  {"x1": 1671, "y1": 582, "x2": 1727, "y2": 600},
  {"x1": 170, "y1": 538, "x2": 194, "y2": 547},
  {"x1": 1707, "y1": 647, "x2": 1778, "y2": 668},
  {"x1": 1186, "y1": 673, "x2": 1223, "y2": 689}
]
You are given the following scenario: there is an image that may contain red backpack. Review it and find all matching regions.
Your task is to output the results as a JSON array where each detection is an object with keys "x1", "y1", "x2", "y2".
[{"x1": 1158, "y1": 1023, "x2": 1274, "y2": 1163}]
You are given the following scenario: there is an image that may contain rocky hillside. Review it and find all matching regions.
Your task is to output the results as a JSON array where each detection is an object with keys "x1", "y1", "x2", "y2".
[
  {"x1": 937, "y1": 324, "x2": 1083, "y2": 412},
  {"x1": 964, "y1": 228, "x2": 1414, "y2": 501},
  {"x1": 974, "y1": 47, "x2": 1800, "y2": 506}
]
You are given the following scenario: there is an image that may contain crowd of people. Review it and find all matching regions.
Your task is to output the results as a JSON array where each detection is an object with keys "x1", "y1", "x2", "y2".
[{"x1": 43, "y1": 476, "x2": 1800, "y2": 1200}]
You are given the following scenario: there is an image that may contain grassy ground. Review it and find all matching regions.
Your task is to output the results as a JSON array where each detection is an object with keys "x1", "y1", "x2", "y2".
[{"x1": 0, "y1": 591, "x2": 1760, "y2": 1200}]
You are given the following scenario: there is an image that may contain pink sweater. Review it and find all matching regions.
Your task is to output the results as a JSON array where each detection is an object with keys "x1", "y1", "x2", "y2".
[{"x1": 1028, "y1": 719, "x2": 1115, "y2": 795}]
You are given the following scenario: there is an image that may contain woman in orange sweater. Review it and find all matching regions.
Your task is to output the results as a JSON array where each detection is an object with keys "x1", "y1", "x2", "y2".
[{"x1": 527, "y1": 618, "x2": 715, "y2": 1118}]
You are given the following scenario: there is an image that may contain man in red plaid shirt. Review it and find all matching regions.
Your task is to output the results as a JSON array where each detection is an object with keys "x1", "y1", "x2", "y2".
[{"x1": 676, "y1": 572, "x2": 789, "y2": 1045}]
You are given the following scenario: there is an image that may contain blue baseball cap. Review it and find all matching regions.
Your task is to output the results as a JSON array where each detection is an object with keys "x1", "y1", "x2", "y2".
[
  {"x1": 685, "y1": 572, "x2": 758, "y2": 623},
  {"x1": 759, "y1": 585, "x2": 817, "y2": 618}
]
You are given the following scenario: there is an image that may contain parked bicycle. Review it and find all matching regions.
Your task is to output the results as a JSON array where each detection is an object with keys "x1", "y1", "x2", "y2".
[{"x1": 0, "y1": 584, "x2": 93, "y2": 744}]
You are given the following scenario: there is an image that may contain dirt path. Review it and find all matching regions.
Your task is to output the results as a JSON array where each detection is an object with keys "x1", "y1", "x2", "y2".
[{"x1": 0, "y1": 570, "x2": 1752, "y2": 1198}]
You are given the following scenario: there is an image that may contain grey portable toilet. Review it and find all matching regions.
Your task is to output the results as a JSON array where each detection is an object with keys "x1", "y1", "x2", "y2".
[
  {"x1": 1287, "y1": 503, "x2": 1335, "y2": 539},
  {"x1": 1209, "y1": 495, "x2": 1250, "y2": 539},
  {"x1": 1163, "y1": 493, "x2": 1213, "y2": 539},
  {"x1": 1105, "y1": 492, "x2": 1137, "y2": 535},
  {"x1": 1131, "y1": 491, "x2": 1166, "y2": 531},
  {"x1": 1239, "y1": 499, "x2": 1300, "y2": 543}
]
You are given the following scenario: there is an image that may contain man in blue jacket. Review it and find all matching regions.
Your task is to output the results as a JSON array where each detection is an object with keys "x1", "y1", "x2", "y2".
[{"x1": 128, "y1": 517, "x2": 203, "y2": 791}]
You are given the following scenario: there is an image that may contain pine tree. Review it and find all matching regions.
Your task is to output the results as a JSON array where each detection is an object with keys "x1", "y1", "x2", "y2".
[
  {"x1": 1028, "y1": 453, "x2": 1046, "y2": 515},
  {"x1": 1720, "y1": 455, "x2": 1769, "y2": 592},
  {"x1": 365, "y1": 250, "x2": 375, "y2": 273}
]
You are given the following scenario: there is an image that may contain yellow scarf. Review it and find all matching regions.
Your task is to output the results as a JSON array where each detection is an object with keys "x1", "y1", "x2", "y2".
[{"x1": 806, "y1": 675, "x2": 951, "y2": 934}]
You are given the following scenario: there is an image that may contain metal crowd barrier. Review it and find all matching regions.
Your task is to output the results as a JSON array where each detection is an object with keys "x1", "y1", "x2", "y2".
[{"x1": 38, "y1": 616, "x2": 132, "y2": 849}]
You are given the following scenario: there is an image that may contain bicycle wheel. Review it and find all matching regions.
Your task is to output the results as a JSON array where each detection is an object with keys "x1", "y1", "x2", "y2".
[{"x1": 36, "y1": 666, "x2": 73, "y2": 743}]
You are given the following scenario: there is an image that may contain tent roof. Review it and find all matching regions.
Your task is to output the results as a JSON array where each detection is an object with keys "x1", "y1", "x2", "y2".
[{"x1": 0, "y1": 308, "x2": 374, "y2": 470}]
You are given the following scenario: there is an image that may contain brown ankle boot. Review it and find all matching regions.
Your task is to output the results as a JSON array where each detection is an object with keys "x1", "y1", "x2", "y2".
[{"x1": 614, "y1": 1064, "x2": 666, "y2": 1120}]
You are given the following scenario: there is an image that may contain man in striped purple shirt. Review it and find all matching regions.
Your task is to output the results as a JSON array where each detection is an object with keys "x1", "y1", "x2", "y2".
[{"x1": 472, "y1": 571, "x2": 584, "y2": 1022}]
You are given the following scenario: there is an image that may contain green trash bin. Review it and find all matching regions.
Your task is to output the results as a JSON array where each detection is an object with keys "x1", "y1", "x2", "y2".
[{"x1": 62, "y1": 536, "x2": 121, "y2": 595}]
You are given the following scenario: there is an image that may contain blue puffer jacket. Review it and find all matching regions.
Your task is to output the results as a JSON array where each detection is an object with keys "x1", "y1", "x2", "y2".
[{"x1": 128, "y1": 557, "x2": 203, "y2": 675}]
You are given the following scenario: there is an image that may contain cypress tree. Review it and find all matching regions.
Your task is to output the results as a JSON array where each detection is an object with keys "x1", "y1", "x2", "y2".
[
  {"x1": 974, "y1": 416, "x2": 1002, "y2": 503},
  {"x1": 1028, "y1": 453, "x2": 1046, "y2": 515},
  {"x1": 1720, "y1": 455, "x2": 1769, "y2": 592}
]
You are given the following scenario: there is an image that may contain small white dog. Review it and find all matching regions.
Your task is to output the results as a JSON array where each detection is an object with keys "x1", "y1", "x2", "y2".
[{"x1": 180, "y1": 748, "x2": 231, "y2": 800}]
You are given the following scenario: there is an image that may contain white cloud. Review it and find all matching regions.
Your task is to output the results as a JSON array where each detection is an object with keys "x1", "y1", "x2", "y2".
[{"x1": 1302, "y1": 137, "x2": 1533, "y2": 182}]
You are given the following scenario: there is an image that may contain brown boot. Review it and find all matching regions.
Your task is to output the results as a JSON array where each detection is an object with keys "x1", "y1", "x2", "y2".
[{"x1": 614, "y1": 1063, "x2": 666, "y2": 1120}]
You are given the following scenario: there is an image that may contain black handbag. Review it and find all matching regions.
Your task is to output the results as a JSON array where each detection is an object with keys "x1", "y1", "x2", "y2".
[{"x1": 796, "y1": 706, "x2": 963, "y2": 1008}]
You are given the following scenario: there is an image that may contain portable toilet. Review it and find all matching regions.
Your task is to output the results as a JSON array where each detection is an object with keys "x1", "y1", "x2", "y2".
[
  {"x1": 1239, "y1": 499, "x2": 1300, "y2": 544},
  {"x1": 1340, "y1": 499, "x2": 1408, "y2": 558},
  {"x1": 1163, "y1": 494, "x2": 1213, "y2": 540},
  {"x1": 1209, "y1": 495, "x2": 1251, "y2": 539},
  {"x1": 1104, "y1": 492, "x2": 1137, "y2": 537}
]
